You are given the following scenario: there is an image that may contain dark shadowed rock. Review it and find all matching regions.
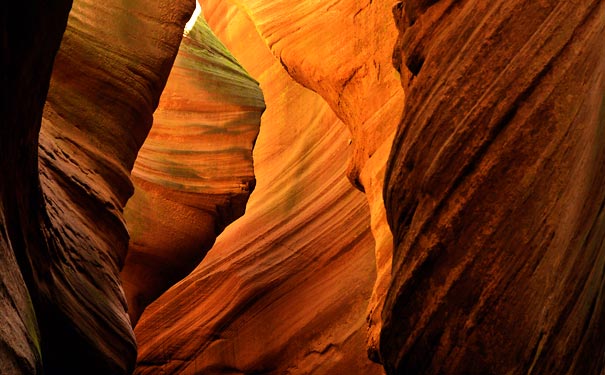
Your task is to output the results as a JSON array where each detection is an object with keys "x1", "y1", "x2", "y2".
[
  {"x1": 383, "y1": 1, "x2": 605, "y2": 374},
  {"x1": 0, "y1": 1, "x2": 72, "y2": 373}
]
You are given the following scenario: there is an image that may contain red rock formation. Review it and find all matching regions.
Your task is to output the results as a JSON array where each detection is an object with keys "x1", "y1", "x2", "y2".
[
  {"x1": 121, "y1": 7, "x2": 264, "y2": 326},
  {"x1": 133, "y1": 2, "x2": 385, "y2": 373},
  {"x1": 226, "y1": 0, "x2": 404, "y2": 361},
  {"x1": 383, "y1": 1, "x2": 605, "y2": 374},
  {"x1": 34, "y1": 0, "x2": 194, "y2": 373},
  {"x1": 0, "y1": 224, "x2": 41, "y2": 374},
  {"x1": 7, "y1": 0, "x2": 605, "y2": 374}
]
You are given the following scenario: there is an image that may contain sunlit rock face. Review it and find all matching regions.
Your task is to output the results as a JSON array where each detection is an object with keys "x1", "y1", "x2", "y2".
[
  {"x1": 383, "y1": 1, "x2": 605, "y2": 374},
  {"x1": 36, "y1": 0, "x2": 194, "y2": 373},
  {"x1": 133, "y1": 1, "x2": 385, "y2": 373},
  {"x1": 5, "y1": 0, "x2": 605, "y2": 374},
  {"x1": 232, "y1": 0, "x2": 403, "y2": 184},
  {"x1": 219, "y1": 0, "x2": 404, "y2": 361},
  {"x1": 121, "y1": 9, "x2": 264, "y2": 326}
]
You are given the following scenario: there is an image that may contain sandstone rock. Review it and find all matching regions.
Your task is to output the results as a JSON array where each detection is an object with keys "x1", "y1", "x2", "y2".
[
  {"x1": 225, "y1": 0, "x2": 405, "y2": 361},
  {"x1": 36, "y1": 0, "x2": 194, "y2": 373},
  {"x1": 360, "y1": 137, "x2": 395, "y2": 363},
  {"x1": 9, "y1": 0, "x2": 603, "y2": 374},
  {"x1": 121, "y1": 5, "x2": 264, "y2": 326},
  {"x1": 383, "y1": 1, "x2": 605, "y2": 374},
  {"x1": 133, "y1": 2, "x2": 385, "y2": 373},
  {"x1": 233, "y1": 0, "x2": 403, "y2": 184}
]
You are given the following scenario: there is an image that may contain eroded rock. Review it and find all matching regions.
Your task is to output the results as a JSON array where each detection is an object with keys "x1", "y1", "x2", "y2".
[
  {"x1": 121, "y1": 8, "x2": 264, "y2": 326},
  {"x1": 383, "y1": 1, "x2": 605, "y2": 374},
  {"x1": 223, "y1": 0, "x2": 405, "y2": 361},
  {"x1": 37, "y1": 0, "x2": 194, "y2": 372},
  {"x1": 133, "y1": 2, "x2": 385, "y2": 373},
  {"x1": 1, "y1": 1, "x2": 72, "y2": 374}
]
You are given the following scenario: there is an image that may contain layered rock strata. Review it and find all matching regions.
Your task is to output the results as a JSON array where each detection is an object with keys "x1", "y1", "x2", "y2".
[
  {"x1": 121, "y1": 8, "x2": 264, "y2": 326},
  {"x1": 34, "y1": 0, "x2": 194, "y2": 373},
  {"x1": 5, "y1": 0, "x2": 603, "y2": 374},
  {"x1": 133, "y1": 2, "x2": 385, "y2": 373},
  {"x1": 383, "y1": 1, "x2": 605, "y2": 374},
  {"x1": 225, "y1": 0, "x2": 404, "y2": 360}
]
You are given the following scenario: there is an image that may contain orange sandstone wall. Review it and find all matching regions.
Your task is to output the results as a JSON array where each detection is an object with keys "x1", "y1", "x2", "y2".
[
  {"x1": 121, "y1": 13, "x2": 264, "y2": 326},
  {"x1": 5, "y1": 1, "x2": 603, "y2": 374},
  {"x1": 133, "y1": 2, "x2": 385, "y2": 373},
  {"x1": 223, "y1": 0, "x2": 405, "y2": 360}
]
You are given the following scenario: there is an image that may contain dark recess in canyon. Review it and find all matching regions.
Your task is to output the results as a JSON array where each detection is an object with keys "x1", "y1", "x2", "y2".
[{"x1": 1, "y1": 0, "x2": 605, "y2": 374}]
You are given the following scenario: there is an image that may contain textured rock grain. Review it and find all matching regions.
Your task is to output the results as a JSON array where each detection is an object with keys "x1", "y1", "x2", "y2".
[
  {"x1": 121, "y1": 11, "x2": 264, "y2": 326},
  {"x1": 227, "y1": 0, "x2": 404, "y2": 360},
  {"x1": 37, "y1": 0, "x2": 194, "y2": 373},
  {"x1": 233, "y1": 0, "x2": 403, "y2": 184},
  {"x1": 133, "y1": 2, "x2": 385, "y2": 373},
  {"x1": 0, "y1": 210, "x2": 43, "y2": 375},
  {"x1": 383, "y1": 1, "x2": 605, "y2": 374}
]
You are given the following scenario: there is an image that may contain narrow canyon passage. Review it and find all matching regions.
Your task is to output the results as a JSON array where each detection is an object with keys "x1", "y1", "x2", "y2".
[
  {"x1": 133, "y1": 2, "x2": 384, "y2": 373},
  {"x1": 1, "y1": 1, "x2": 605, "y2": 375}
]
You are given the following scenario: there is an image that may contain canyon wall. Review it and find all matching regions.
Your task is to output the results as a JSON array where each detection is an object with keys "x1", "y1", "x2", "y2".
[
  {"x1": 3, "y1": 0, "x2": 605, "y2": 374},
  {"x1": 137, "y1": 1, "x2": 605, "y2": 373},
  {"x1": 223, "y1": 0, "x2": 406, "y2": 361},
  {"x1": 132, "y1": 2, "x2": 406, "y2": 372},
  {"x1": 383, "y1": 1, "x2": 605, "y2": 374},
  {"x1": 133, "y1": 3, "x2": 385, "y2": 373},
  {"x1": 120, "y1": 12, "x2": 264, "y2": 326},
  {"x1": 37, "y1": 1, "x2": 194, "y2": 372},
  {"x1": 2, "y1": 0, "x2": 194, "y2": 373}
]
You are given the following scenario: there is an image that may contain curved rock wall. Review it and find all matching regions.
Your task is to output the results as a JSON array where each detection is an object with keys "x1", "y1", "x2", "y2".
[
  {"x1": 133, "y1": 2, "x2": 385, "y2": 373},
  {"x1": 121, "y1": 11, "x2": 264, "y2": 326},
  {"x1": 0, "y1": 214, "x2": 41, "y2": 374},
  {"x1": 232, "y1": 0, "x2": 403, "y2": 185},
  {"x1": 5, "y1": 0, "x2": 605, "y2": 374},
  {"x1": 36, "y1": 0, "x2": 194, "y2": 373},
  {"x1": 214, "y1": 0, "x2": 405, "y2": 361},
  {"x1": 383, "y1": 1, "x2": 605, "y2": 374}
]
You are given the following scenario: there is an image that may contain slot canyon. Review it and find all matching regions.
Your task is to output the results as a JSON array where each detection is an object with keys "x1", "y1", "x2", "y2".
[{"x1": 1, "y1": 0, "x2": 604, "y2": 374}]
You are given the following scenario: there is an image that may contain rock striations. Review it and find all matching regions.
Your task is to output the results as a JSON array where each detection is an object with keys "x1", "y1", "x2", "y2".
[
  {"x1": 3, "y1": 0, "x2": 605, "y2": 374},
  {"x1": 133, "y1": 2, "x2": 384, "y2": 373},
  {"x1": 383, "y1": 1, "x2": 605, "y2": 374},
  {"x1": 121, "y1": 8, "x2": 264, "y2": 326},
  {"x1": 203, "y1": 0, "x2": 405, "y2": 363},
  {"x1": 36, "y1": 0, "x2": 194, "y2": 373}
]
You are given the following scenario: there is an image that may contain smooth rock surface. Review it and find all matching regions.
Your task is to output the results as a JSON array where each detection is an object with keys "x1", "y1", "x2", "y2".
[
  {"x1": 233, "y1": 0, "x2": 403, "y2": 185},
  {"x1": 383, "y1": 1, "x2": 605, "y2": 374},
  {"x1": 226, "y1": 0, "x2": 405, "y2": 360},
  {"x1": 121, "y1": 10, "x2": 264, "y2": 326},
  {"x1": 133, "y1": 2, "x2": 385, "y2": 373}
]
